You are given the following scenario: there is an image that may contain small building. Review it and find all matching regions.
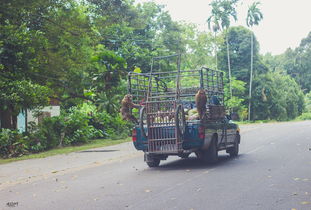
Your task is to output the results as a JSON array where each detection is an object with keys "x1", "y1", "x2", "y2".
[{"x1": 17, "y1": 99, "x2": 60, "y2": 132}]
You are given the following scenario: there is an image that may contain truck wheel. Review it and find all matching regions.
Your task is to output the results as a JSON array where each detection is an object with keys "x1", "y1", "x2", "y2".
[
  {"x1": 227, "y1": 133, "x2": 240, "y2": 157},
  {"x1": 205, "y1": 137, "x2": 218, "y2": 163},
  {"x1": 145, "y1": 153, "x2": 160, "y2": 167},
  {"x1": 140, "y1": 107, "x2": 148, "y2": 138},
  {"x1": 195, "y1": 150, "x2": 203, "y2": 159},
  {"x1": 179, "y1": 153, "x2": 190, "y2": 159},
  {"x1": 146, "y1": 158, "x2": 160, "y2": 167},
  {"x1": 175, "y1": 104, "x2": 186, "y2": 137},
  {"x1": 196, "y1": 136, "x2": 218, "y2": 164}
]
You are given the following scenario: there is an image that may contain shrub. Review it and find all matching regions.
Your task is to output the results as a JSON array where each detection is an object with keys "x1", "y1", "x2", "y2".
[
  {"x1": 0, "y1": 129, "x2": 28, "y2": 158},
  {"x1": 62, "y1": 105, "x2": 104, "y2": 145},
  {"x1": 297, "y1": 112, "x2": 311, "y2": 120},
  {"x1": 0, "y1": 102, "x2": 132, "y2": 158},
  {"x1": 92, "y1": 111, "x2": 131, "y2": 139}
]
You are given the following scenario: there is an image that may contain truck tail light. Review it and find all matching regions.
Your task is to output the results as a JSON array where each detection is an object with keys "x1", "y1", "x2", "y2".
[
  {"x1": 198, "y1": 126, "x2": 205, "y2": 139},
  {"x1": 132, "y1": 129, "x2": 137, "y2": 142}
]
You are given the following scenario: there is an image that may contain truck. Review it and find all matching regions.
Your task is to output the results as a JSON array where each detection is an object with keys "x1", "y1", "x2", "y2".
[{"x1": 127, "y1": 54, "x2": 240, "y2": 167}]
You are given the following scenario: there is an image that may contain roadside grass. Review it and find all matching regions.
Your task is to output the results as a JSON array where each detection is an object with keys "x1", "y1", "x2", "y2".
[
  {"x1": 0, "y1": 138, "x2": 131, "y2": 165},
  {"x1": 237, "y1": 117, "x2": 311, "y2": 125},
  {"x1": 236, "y1": 120, "x2": 278, "y2": 125}
]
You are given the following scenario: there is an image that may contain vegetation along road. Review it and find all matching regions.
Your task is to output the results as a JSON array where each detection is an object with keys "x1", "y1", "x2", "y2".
[{"x1": 1, "y1": 121, "x2": 310, "y2": 210}]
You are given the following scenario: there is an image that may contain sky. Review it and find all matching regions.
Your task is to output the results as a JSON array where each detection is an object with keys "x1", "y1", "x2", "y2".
[{"x1": 135, "y1": 0, "x2": 311, "y2": 55}]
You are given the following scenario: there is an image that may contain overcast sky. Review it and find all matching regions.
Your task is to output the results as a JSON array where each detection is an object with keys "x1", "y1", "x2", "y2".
[{"x1": 135, "y1": 0, "x2": 311, "y2": 55}]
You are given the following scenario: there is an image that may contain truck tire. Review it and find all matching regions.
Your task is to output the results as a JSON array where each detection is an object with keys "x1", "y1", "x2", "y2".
[
  {"x1": 196, "y1": 136, "x2": 218, "y2": 164},
  {"x1": 146, "y1": 158, "x2": 160, "y2": 167},
  {"x1": 227, "y1": 133, "x2": 240, "y2": 157},
  {"x1": 175, "y1": 104, "x2": 186, "y2": 137},
  {"x1": 204, "y1": 136, "x2": 218, "y2": 163},
  {"x1": 140, "y1": 107, "x2": 148, "y2": 138},
  {"x1": 179, "y1": 153, "x2": 191, "y2": 159}
]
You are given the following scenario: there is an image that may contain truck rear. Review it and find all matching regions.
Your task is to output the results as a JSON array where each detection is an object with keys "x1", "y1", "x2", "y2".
[{"x1": 128, "y1": 56, "x2": 240, "y2": 167}]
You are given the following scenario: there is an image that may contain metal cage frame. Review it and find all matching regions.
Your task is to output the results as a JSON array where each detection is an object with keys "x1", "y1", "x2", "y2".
[{"x1": 128, "y1": 56, "x2": 225, "y2": 154}]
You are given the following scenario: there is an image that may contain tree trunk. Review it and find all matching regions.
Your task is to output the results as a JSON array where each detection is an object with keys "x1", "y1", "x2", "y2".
[
  {"x1": 248, "y1": 33, "x2": 254, "y2": 121},
  {"x1": 226, "y1": 32, "x2": 232, "y2": 99},
  {"x1": 58, "y1": 132, "x2": 65, "y2": 148},
  {"x1": 0, "y1": 108, "x2": 15, "y2": 129},
  {"x1": 214, "y1": 31, "x2": 218, "y2": 70}
]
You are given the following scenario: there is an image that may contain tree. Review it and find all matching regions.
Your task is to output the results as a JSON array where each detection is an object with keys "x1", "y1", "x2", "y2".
[
  {"x1": 0, "y1": 80, "x2": 50, "y2": 129},
  {"x1": 283, "y1": 33, "x2": 311, "y2": 93},
  {"x1": 0, "y1": 0, "x2": 53, "y2": 129},
  {"x1": 217, "y1": 26, "x2": 268, "y2": 118},
  {"x1": 208, "y1": 0, "x2": 239, "y2": 99},
  {"x1": 218, "y1": 27, "x2": 267, "y2": 84},
  {"x1": 178, "y1": 24, "x2": 215, "y2": 69},
  {"x1": 207, "y1": 7, "x2": 221, "y2": 70},
  {"x1": 246, "y1": 1, "x2": 263, "y2": 120},
  {"x1": 252, "y1": 72, "x2": 304, "y2": 121},
  {"x1": 224, "y1": 76, "x2": 248, "y2": 119}
]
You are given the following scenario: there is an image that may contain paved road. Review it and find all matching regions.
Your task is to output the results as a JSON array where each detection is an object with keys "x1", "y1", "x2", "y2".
[{"x1": 1, "y1": 121, "x2": 311, "y2": 210}]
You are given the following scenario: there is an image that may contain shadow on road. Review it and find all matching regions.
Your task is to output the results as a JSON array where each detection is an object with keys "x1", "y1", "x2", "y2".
[
  {"x1": 149, "y1": 154, "x2": 244, "y2": 171},
  {"x1": 77, "y1": 149, "x2": 119, "y2": 153}
]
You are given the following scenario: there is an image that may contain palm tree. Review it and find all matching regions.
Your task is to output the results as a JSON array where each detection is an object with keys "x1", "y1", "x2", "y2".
[
  {"x1": 246, "y1": 2, "x2": 263, "y2": 121},
  {"x1": 208, "y1": 0, "x2": 239, "y2": 99},
  {"x1": 207, "y1": 12, "x2": 220, "y2": 70}
]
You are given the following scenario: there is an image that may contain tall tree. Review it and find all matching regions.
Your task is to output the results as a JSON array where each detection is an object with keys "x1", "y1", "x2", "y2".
[
  {"x1": 280, "y1": 32, "x2": 311, "y2": 93},
  {"x1": 208, "y1": 0, "x2": 239, "y2": 99},
  {"x1": 252, "y1": 72, "x2": 304, "y2": 121},
  {"x1": 246, "y1": 1, "x2": 263, "y2": 120},
  {"x1": 218, "y1": 26, "x2": 268, "y2": 83},
  {"x1": 207, "y1": 8, "x2": 221, "y2": 70}
]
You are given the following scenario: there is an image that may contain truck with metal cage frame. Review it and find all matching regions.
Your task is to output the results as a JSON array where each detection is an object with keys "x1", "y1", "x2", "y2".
[{"x1": 128, "y1": 55, "x2": 240, "y2": 167}]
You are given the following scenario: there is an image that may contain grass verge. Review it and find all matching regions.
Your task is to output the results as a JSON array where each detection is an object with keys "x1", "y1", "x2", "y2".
[
  {"x1": 236, "y1": 120, "x2": 278, "y2": 125},
  {"x1": 0, "y1": 138, "x2": 131, "y2": 165}
]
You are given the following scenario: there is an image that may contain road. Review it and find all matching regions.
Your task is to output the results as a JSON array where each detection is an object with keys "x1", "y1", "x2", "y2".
[{"x1": 1, "y1": 121, "x2": 311, "y2": 210}]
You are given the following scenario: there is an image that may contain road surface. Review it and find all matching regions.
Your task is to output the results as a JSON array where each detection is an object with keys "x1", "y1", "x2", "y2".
[{"x1": 1, "y1": 121, "x2": 311, "y2": 210}]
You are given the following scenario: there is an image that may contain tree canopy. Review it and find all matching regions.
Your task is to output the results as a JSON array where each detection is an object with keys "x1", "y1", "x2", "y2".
[{"x1": 0, "y1": 0, "x2": 309, "y2": 131}]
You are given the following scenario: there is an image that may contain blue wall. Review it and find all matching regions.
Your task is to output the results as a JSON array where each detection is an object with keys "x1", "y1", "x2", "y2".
[{"x1": 17, "y1": 110, "x2": 26, "y2": 132}]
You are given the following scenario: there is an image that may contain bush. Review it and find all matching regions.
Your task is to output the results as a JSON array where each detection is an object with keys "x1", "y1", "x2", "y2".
[
  {"x1": 26, "y1": 103, "x2": 128, "y2": 149},
  {"x1": 0, "y1": 102, "x2": 132, "y2": 158},
  {"x1": 252, "y1": 72, "x2": 305, "y2": 121},
  {"x1": 93, "y1": 111, "x2": 131, "y2": 139},
  {"x1": 297, "y1": 112, "x2": 311, "y2": 120},
  {"x1": 0, "y1": 129, "x2": 28, "y2": 158},
  {"x1": 27, "y1": 117, "x2": 64, "y2": 151},
  {"x1": 62, "y1": 105, "x2": 104, "y2": 145}
]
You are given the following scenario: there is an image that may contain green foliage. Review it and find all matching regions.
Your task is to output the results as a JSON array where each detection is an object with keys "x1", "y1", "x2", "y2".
[
  {"x1": 252, "y1": 72, "x2": 304, "y2": 121},
  {"x1": 180, "y1": 25, "x2": 216, "y2": 69},
  {"x1": 268, "y1": 32, "x2": 311, "y2": 93},
  {"x1": 224, "y1": 77, "x2": 248, "y2": 119},
  {"x1": 283, "y1": 34, "x2": 311, "y2": 92},
  {"x1": 0, "y1": 102, "x2": 131, "y2": 157},
  {"x1": 0, "y1": 80, "x2": 50, "y2": 111},
  {"x1": 207, "y1": 0, "x2": 239, "y2": 32},
  {"x1": 246, "y1": 2, "x2": 263, "y2": 27},
  {"x1": 0, "y1": 0, "x2": 309, "y2": 158},
  {"x1": 304, "y1": 91, "x2": 311, "y2": 112},
  {"x1": 32, "y1": 103, "x2": 129, "y2": 146},
  {"x1": 62, "y1": 106, "x2": 101, "y2": 145},
  {"x1": 297, "y1": 112, "x2": 311, "y2": 120},
  {"x1": 218, "y1": 26, "x2": 267, "y2": 82},
  {"x1": 0, "y1": 129, "x2": 27, "y2": 158},
  {"x1": 296, "y1": 91, "x2": 311, "y2": 120}
]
